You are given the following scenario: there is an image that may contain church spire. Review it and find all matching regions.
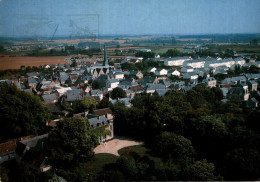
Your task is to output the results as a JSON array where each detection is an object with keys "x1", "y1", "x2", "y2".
[{"x1": 103, "y1": 45, "x2": 109, "y2": 66}]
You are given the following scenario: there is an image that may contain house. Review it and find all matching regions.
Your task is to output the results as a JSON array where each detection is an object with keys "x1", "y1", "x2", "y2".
[
  {"x1": 167, "y1": 69, "x2": 180, "y2": 77},
  {"x1": 170, "y1": 81, "x2": 186, "y2": 90},
  {"x1": 144, "y1": 83, "x2": 166, "y2": 94},
  {"x1": 129, "y1": 84, "x2": 143, "y2": 94},
  {"x1": 0, "y1": 140, "x2": 18, "y2": 164},
  {"x1": 59, "y1": 72, "x2": 69, "y2": 85},
  {"x1": 227, "y1": 87, "x2": 249, "y2": 101},
  {"x1": 180, "y1": 66, "x2": 194, "y2": 73},
  {"x1": 88, "y1": 108, "x2": 114, "y2": 142},
  {"x1": 106, "y1": 79, "x2": 119, "y2": 91},
  {"x1": 88, "y1": 116, "x2": 114, "y2": 143},
  {"x1": 194, "y1": 68, "x2": 208, "y2": 77},
  {"x1": 129, "y1": 70, "x2": 143, "y2": 79},
  {"x1": 220, "y1": 84, "x2": 232, "y2": 98},
  {"x1": 122, "y1": 57, "x2": 143, "y2": 64},
  {"x1": 246, "y1": 97, "x2": 259, "y2": 108},
  {"x1": 221, "y1": 76, "x2": 247, "y2": 86},
  {"x1": 41, "y1": 93, "x2": 58, "y2": 104},
  {"x1": 93, "y1": 108, "x2": 113, "y2": 121},
  {"x1": 136, "y1": 48, "x2": 151, "y2": 52},
  {"x1": 97, "y1": 74, "x2": 111, "y2": 88},
  {"x1": 114, "y1": 72, "x2": 124, "y2": 80},
  {"x1": 110, "y1": 98, "x2": 132, "y2": 107},
  {"x1": 183, "y1": 72, "x2": 198, "y2": 80},
  {"x1": 246, "y1": 80, "x2": 258, "y2": 92},
  {"x1": 16, "y1": 134, "x2": 49, "y2": 159},
  {"x1": 205, "y1": 58, "x2": 234, "y2": 68},
  {"x1": 15, "y1": 134, "x2": 51, "y2": 172},
  {"x1": 183, "y1": 59, "x2": 205, "y2": 68},
  {"x1": 26, "y1": 78, "x2": 38, "y2": 88},
  {"x1": 140, "y1": 76, "x2": 158, "y2": 85},
  {"x1": 154, "y1": 89, "x2": 170, "y2": 96},
  {"x1": 155, "y1": 68, "x2": 168, "y2": 76},
  {"x1": 213, "y1": 69, "x2": 228, "y2": 75},
  {"x1": 181, "y1": 85, "x2": 196, "y2": 93},
  {"x1": 163, "y1": 57, "x2": 191, "y2": 66},
  {"x1": 26, "y1": 72, "x2": 38, "y2": 78},
  {"x1": 62, "y1": 89, "x2": 84, "y2": 102},
  {"x1": 43, "y1": 64, "x2": 50, "y2": 69},
  {"x1": 47, "y1": 104, "x2": 61, "y2": 114},
  {"x1": 118, "y1": 80, "x2": 138, "y2": 90},
  {"x1": 234, "y1": 57, "x2": 246, "y2": 66},
  {"x1": 245, "y1": 73, "x2": 260, "y2": 80},
  {"x1": 159, "y1": 80, "x2": 172, "y2": 88},
  {"x1": 147, "y1": 67, "x2": 157, "y2": 73},
  {"x1": 37, "y1": 80, "x2": 57, "y2": 91},
  {"x1": 202, "y1": 77, "x2": 217, "y2": 88},
  {"x1": 55, "y1": 86, "x2": 72, "y2": 98},
  {"x1": 125, "y1": 90, "x2": 135, "y2": 98},
  {"x1": 90, "y1": 89, "x2": 103, "y2": 101}
]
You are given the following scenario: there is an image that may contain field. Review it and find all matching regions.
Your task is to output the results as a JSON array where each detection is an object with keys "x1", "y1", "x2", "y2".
[{"x1": 0, "y1": 56, "x2": 67, "y2": 70}]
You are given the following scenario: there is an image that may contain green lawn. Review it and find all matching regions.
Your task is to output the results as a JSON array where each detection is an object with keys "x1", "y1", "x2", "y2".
[
  {"x1": 118, "y1": 145, "x2": 164, "y2": 168},
  {"x1": 84, "y1": 153, "x2": 118, "y2": 173}
]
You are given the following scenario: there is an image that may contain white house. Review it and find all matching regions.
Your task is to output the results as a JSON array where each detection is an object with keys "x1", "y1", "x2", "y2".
[
  {"x1": 122, "y1": 57, "x2": 143, "y2": 64},
  {"x1": 234, "y1": 57, "x2": 246, "y2": 66},
  {"x1": 167, "y1": 69, "x2": 180, "y2": 77},
  {"x1": 183, "y1": 72, "x2": 198, "y2": 80},
  {"x1": 163, "y1": 57, "x2": 191, "y2": 66},
  {"x1": 181, "y1": 66, "x2": 194, "y2": 73},
  {"x1": 114, "y1": 72, "x2": 124, "y2": 80},
  {"x1": 155, "y1": 68, "x2": 168, "y2": 76},
  {"x1": 205, "y1": 58, "x2": 235, "y2": 68},
  {"x1": 183, "y1": 59, "x2": 205, "y2": 68},
  {"x1": 202, "y1": 77, "x2": 217, "y2": 88},
  {"x1": 106, "y1": 79, "x2": 119, "y2": 91},
  {"x1": 147, "y1": 67, "x2": 157, "y2": 73}
]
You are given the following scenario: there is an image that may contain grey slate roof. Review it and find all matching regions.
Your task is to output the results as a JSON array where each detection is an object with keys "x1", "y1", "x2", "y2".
[
  {"x1": 91, "y1": 89, "x2": 103, "y2": 95},
  {"x1": 42, "y1": 93, "x2": 58, "y2": 103},
  {"x1": 28, "y1": 78, "x2": 38, "y2": 84},
  {"x1": 65, "y1": 89, "x2": 84, "y2": 101},
  {"x1": 88, "y1": 116, "x2": 110, "y2": 128}
]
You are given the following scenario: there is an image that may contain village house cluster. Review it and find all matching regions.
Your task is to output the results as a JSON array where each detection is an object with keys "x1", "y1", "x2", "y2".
[{"x1": 1, "y1": 46, "x2": 260, "y2": 171}]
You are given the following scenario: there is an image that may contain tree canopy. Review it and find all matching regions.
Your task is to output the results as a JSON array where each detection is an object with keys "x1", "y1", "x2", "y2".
[
  {"x1": 111, "y1": 87, "x2": 127, "y2": 99},
  {"x1": 48, "y1": 117, "x2": 98, "y2": 168},
  {"x1": 0, "y1": 83, "x2": 50, "y2": 138}
]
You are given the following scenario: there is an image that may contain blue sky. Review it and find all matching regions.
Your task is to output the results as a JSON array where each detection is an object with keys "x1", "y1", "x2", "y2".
[{"x1": 0, "y1": 0, "x2": 260, "y2": 37}]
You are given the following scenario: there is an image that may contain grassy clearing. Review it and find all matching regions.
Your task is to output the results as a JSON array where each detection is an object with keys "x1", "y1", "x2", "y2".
[
  {"x1": 84, "y1": 153, "x2": 118, "y2": 174},
  {"x1": 118, "y1": 145, "x2": 164, "y2": 168}
]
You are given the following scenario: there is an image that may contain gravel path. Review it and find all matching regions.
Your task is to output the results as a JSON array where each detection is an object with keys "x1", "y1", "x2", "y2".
[{"x1": 94, "y1": 138, "x2": 143, "y2": 156}]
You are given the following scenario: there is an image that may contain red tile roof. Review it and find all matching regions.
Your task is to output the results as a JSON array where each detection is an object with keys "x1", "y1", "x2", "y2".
[
  {"x1": 0, "y1": 140, "x2": 18, "y2": 155},
  {"x1": 93, "y1": 108, "x2": 113, "y2": 116}
]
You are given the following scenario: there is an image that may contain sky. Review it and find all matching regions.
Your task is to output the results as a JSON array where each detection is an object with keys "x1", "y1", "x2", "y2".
[{"x1": 0, "y1": 0, "x2": 260, "y2": 37}]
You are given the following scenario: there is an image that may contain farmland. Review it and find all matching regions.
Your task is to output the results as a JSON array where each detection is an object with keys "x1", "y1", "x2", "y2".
[{"x1": 0, "y1": 56, "x2": 67, "y2": 70}]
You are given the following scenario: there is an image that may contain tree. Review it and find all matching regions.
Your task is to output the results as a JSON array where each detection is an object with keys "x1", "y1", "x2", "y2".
[
  {"x1": 166, "y1": 49, "x2": 181, "y2": 57},
  {"x1": 70, "y1": 60, "x2": 77, "y2": 67},
  {"x1": 92, "y1": 80, "x2": 101, "y2": 89},
  {"x1": 116, "y1": 156, "x2": 138, "y2": 180},
  {"x1": 154, "y1": 132, "x2": 195, "y2": 167},
  {"x1": 98, "y1": 97, "x2": 110, "y2": 109},
  {"x1": 72, "y1": 98, "x2": 97, "y2": 113},
  {"x1": 250, "y1": 38, "x2": 258, "y2": 46},
  {"x1": 0, "y1": 83, "x2": 50, "y2": 137},
  {"x1": 223, "y1": 148, "x2": 260, "y2": 180},
  {"x1": 111, "y1": 87, "x2": 127, "y2": 99},
  {"x1": 188, "y1": 159, "x2": 221, "y2": 181},
  {"x1": 48, "y1": 117, "x2": 98, "y2": 168}
]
